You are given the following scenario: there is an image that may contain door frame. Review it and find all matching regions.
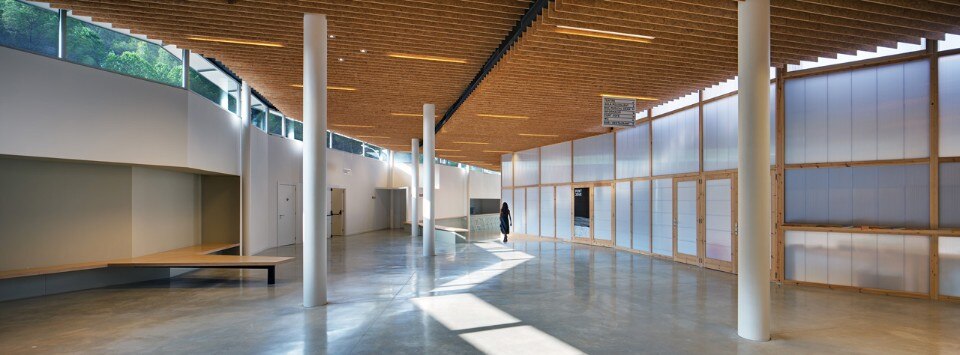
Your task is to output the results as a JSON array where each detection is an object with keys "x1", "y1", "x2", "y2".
[
  {"x1": 277, "y1": 183, "x2": 298, "y2": 246},
  {"x1": 570, "y1": 184, "x2": 593, "y2": 244},
  {"x1": 702, "y1": 171, "x2": 738, "y2": 273},
  {"x1": 592, "y1": 183, "x2": 615, "y2": 247},
  {"x1": 673, "y1": 176, "x2": 700, "y2": 265}
]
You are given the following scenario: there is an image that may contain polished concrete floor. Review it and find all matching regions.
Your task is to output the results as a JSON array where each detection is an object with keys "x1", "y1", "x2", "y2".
[{"x1": 2, "y1": 229, "x2": 960, "y2": 354}]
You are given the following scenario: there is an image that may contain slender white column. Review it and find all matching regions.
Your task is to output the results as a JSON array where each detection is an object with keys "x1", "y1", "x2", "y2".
[
  {"x1": 303, "y1": 13, "x2": 328, "y2": 308},
  {"x1": 240, "y1": 81, "x2": 252, "y2": 256},
  {"x1": 737, "y1": 0, "x2": 771, "y2": 342},
  {"x1": 422, "y1": 104, "x2": 436, "y2": 257},
  {"x1": 411, "y1": 139, "x2": 420, "y2": 239}
]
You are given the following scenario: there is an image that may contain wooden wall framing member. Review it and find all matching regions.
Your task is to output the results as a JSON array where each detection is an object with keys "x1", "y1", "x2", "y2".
[{"x1": 928, "y1": 39, "x2": 941, "y2": 300}]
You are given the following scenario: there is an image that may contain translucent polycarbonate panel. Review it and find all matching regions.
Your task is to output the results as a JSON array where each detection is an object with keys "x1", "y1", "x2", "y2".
[
  {"x1": 770, "y1": 83, "x2": 777, "y2": 165},
  {"x1": 942, "y1": 163, "x2": 960, "y2": 228},
  {"x1": 556, "y1": 186, "x2": 573, "y2": 240},
  {"x1": 525, "y1": 188, "x2": 539, "y2": 236},
  {"x1": 676, "y1": 180, "x2": 697, "y2": 256},
  {"x1": 876, "y1": 234, "x2": 905, "y2": 291},
  {"x1": 540, "y1": 186, "x2": 555, "y2": 238},
  {"x1": 501, "y1": 154, "x2": 513, "y2": 187},
  {"x1": 942, "y1": 34, "x2": 960, "y2": 52},
  {"x1": 615, "y1": 124, "x2": 650, "y2": 178},
  {"x1": 939, "y1": 237, "x2": 960, "y2": 297},
  {"x1": 652, "y1": 108, "x2": 699, "y2": 176},
  {"x1": 515, "y1": 148, "x2": 540, "y2": 187},
  {"x1": 632, "y1": 180, "x2": 652, "y2": 253},
  {"x1": 615, "y1": 182, "x2": 632, "y2": 248},
  {"x1": 827, "y1": 72, "x2": 853, "y2": 162},
  {"x1": 703, "y1": 95, "x2": 739, "y2": 171},
  {"x1": 851, "y1": 233, "x2": 878, "y2": 288},
  {"x1": 903, "y1": 235, "x2": 930, "y2": 293},
  {"x1": 652, "y1": 179, "x2": 673, "y2": 256},
  {"x1": 785, "y1": 165, "x2": 929, "y2": 228},
  {"x1": 705, "y1": 179, "x2": 732, "y2": 262},
  {"x1": 784, "y1": 231, "x2": 806, "y2": 281},
  {"x1": 514, "y1": 189, "x2": 526, "y2": 235},
  {"x1": 594, "y1": 186, "x2": 613, "y2": 241},
  {"x1": 540, "y1": 142, "x2": 571, "y2": 184},
  {"x1": 573, "y1": 134, "x2": 615, "y2": 182},
  {"x1": 942, "y1": 55, "x2": 960, "y2": 157},
  {"x1": 785, "y1": 60, "x2": 929, "y2": 164},
  {"x1": 501, "y1": 189, "x2": 513, "y2": 229},
  {"x1": 804, "y1": 232, "x2": 830, "y2": 284},
  {"x1": 828, "y1": 232, "x2": 853, "y2": 286}
]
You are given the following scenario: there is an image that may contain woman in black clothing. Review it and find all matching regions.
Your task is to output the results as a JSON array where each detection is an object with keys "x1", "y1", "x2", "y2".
[{"x1": 500, "y1": 202, "x2": 513, "y2": 243}]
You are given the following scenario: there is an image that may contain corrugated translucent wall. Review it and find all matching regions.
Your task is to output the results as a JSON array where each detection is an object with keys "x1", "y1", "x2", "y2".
[
  {"x1": 540, "y1": 186, "x2": 555, "y2": 237},
  {"x1": 940, "y1": 237, "x2": 960, "y2": 297},
  {"x1": 514, "y1": 188, "x2": 526, "y2": 234},
  {"x1": 615, "y1": 123, "x2": 650, "y2": 178},
  {"x1": 540, "y1": 141, "x2": 572, "y2": 184},
  {"x1": 632, "y1": 180, "x2": 651, "y2": 253},
  {"x1": 525, "y1": 187, "x2": 539, "y2": 236},
  {"x1": 703, "y1": 95, "x2": 739, "y2": 171},
  {"x1": 556, "y1": 185, "x2": 572, "y2": 240},
  {"x1": 676, "y1": 180, "x2": 697, "y2": 256},
  {"x1": 942, "y1": 163, "x2": 960, "y2": 228},
  {"x1": 615, "y1": 181, "x2": 632, "y2": 248},
  {"x1": 573, "y1": 133, "x2": 615, "y2": 182},
  {"x1": 785, "y1": 165, "x2": 929, "y2": 228},
  {"x1": 652, "y1": 178, "x2": 673, "y2": 256},
  {"x1": 942, "y1": 55, "x2": 960, "y2": 157},
  {"x1": 514, "y1": 148, "x2": 539, "y2": 187},
  {"x1": 785, "y1": 231, "x2": 929, "y2": 293},
  {"x1": 652, "y1": 107, "x2": 699, "y2": 175},
  {"x1": 785, "y1": 60, "x2": 929, "y2": 164},
  {"x1": 501, "y1": 154, "x2": 513, "y2": 187},
  {"x1": 706, "y1": 178, "x2": 733, "y2": 262},
  {"x1": 594, "y1": 186, "x2": 613, "y2": 241}
]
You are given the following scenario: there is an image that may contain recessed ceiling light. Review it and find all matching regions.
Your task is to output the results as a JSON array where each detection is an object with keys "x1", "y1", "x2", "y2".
[
  {"x1": 387, "y1": 53, "x2": 467, "y2": 64},
  {"x1": 338, "y1": 58, "x2": 344, "y2": 62},
  {"x1": 435, "y1": 149, "x2": 461, "y2": 152},
  {"x1": 360, "y1": 49, "x2": 367, "y2": 53},
  {"x1": 440, "y1": 155, "x2": 467, "y2": 158},
  {"x1": 452, "y1": 141, "x2": 489, "y2": 145},
  {"x1": 186, "y1": 35, "x2": 283, "y2": 48},
  {"x1": 328, "y1": 86, "x2": 357, "y2": 91},
  {"x1": 600, "y1": 93, "x2": 659, "y2": 101},
  {"x1": 518, "y1": 133, "x2": 559, "y2": 137},
  {"x1": 483, "y1": 150, "x2": 512, "y2": 153},
  {"x1": 390, "y1": 113, "x2": 421, "y2": 117},
  {"x1": 331, "y1": 124, "x2": 374, "y2": 128},
  {"x1": 356, "y1": 135, "x2": 389, "y2": 139},
  {"x1": 477, "y1": 114, "x2": 529, "y2": 119},
  {"x1": 329, "y1": 35, "x2": 336, "y2": 39},
  {"x1": 554, "y1": 25, "x2": 655, "y2": 43}
]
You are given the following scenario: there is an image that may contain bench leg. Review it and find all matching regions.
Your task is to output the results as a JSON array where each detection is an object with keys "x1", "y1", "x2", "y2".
[{"x1": 267, "y1": 266, "x2": 276, "y2": 285}]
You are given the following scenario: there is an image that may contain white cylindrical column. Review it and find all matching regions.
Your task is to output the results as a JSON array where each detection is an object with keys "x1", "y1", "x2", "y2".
[
  {"x1": 240, "y1": 81, "x2": 252, "y2": 256},
  {"x1": 737, "y1": 0, "x2": 771, "y2": 342},
  {"x1": 303, "y1": 13, "x2": 328, "y2": 308},
  {"x1": 411, "y1": 139, "x2": 420, "y2": 239},
  {"x1": 422, "y1": 104, "x2": 436, "y2": 257}
]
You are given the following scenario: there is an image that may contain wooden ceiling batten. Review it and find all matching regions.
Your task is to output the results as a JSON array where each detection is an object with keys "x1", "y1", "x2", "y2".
[{"x1": 42, "y1": 0, "x2": 959, "y2": 170}]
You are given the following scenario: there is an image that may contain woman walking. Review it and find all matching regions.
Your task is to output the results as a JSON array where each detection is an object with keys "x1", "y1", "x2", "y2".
[{"x1": 500, "y1": 202, "x2": 513, "y2": 243}]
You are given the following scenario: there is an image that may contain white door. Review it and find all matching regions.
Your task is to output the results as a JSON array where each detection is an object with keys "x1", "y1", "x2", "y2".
[
  {"x1": 278, "y1": 184, "x2": 296, "y2": 246},
  {"x1": 331, "y1": 188, "x2": 346, "y2": 236}
]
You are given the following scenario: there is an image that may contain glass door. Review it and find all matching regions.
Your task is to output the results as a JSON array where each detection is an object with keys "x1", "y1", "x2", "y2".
[
  {"x1": 674, "y1": 177, "x2": 699, "y2": 265},
  {"x1": 704, "y1": 173, "x2": 736, "y2": 272},
  {"x1": 572, "y1": 186, "x2": 592, "y2": 242}
]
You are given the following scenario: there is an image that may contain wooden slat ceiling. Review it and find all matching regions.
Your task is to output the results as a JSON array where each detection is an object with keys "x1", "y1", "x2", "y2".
[{"x1": 45, "y1": 0, "x2": 960, "y2": 171}]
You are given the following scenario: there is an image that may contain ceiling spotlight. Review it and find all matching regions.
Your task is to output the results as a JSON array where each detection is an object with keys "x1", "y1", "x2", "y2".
[
  {"x1": 338, "y1": 58, "x2": 344, "y2": 62},
  {"x1": 360, "y1": 49, "x2": 367, "y2": 53},
  {"x1": 329, "y1": 35, "x2": 336, "y2": 39}
]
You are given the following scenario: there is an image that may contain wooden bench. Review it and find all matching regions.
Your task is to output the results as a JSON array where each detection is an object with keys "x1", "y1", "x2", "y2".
[{"x1": 0, "y1": 243, "x2": 294, "y2": 285}]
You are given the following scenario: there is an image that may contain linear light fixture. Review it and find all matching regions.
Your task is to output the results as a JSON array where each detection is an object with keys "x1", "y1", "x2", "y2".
[
  {"x1": 452, "y1": 141, "x2": 490, "y2": 145},
  {"x1": 554, "y1": 25, "x2": 655, "y2": 43},
  {"x1": 331, "y1": 124, "x2": 374, "y2": 128},
  {"x1": 518, "y1": 133, "x2": 559, "y2": 137},
  {"x1": 187, "y1": 35, "x2": 283, "y2": 48},
  {"x1": 291, "y1": 84, "x2": 357, "y2": 91},
  {"x1": 478, "y1": 113, "x2": 529, "y2": 119},
  {"x1": 356, "y1": 135, "x2": 389, "y2": 139},
  {"x1": 435, "y1": 148, "x2": 461, "y2": 152},
  {"x1": 483, "y1": 150, "x2": 512, "y2": 154},
  {"x1": 600, "y1": 93, "x2": 659, "y2": 101},
  {"x1": 440, "y1": 155, "x2": 467, "y2": 158},
  {"x1": 387, "y1": 53, "x2": 467, "y2": 64},
  {"x1": 390, "y1": 113, "x2": 422, "y2": 117}
]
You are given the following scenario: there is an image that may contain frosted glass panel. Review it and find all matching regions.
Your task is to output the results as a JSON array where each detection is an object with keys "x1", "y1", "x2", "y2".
[
  {"x1": 540, "y1": 186, "x2": 555, "y2": 238},
  {"x1": 573, "y1": 133, "x2": 615, "y2": 182},
  {"x1": 615, "y1": 123, "x2": 650, "y2": 178},
  {"x1": 632, "y1": 180, "x2": 652, "y2": 253},
  {"x1": 703, "y1": 95, "x2": 739, "y2": 171},
  {"x1": 652, "y1": 107, "x2": 699, "y2": 176},
  {"x1": 706, "y1": 179, "x2": 732, "y2": 262},
  {"x1": 615, "y1": 181, "x2": 632, "y2": 248},
  {"x1": 786, "y1": 231, "x2": 929, "y2": 293},
  {"x1": 594, "y1": 186, "x2": 613, "y2": 241},
  {"x1": 501, "y1": 154, "x2": 513, "y2": 187},
  {"x1": 785, "y1": 60, "x2": 929, "y2": 164},
  {"x1": 942, "y1": 55, "x2": 960, "y2": 157},
  {"x1": 652, "y1": 179, "x2": 673, "y2": 256},
  {"x1": 514, "y1": 148, "x2": 539, "y2": 187},
  {"x1": 525, "y1": 188, "x2": 539, "y2": 236},
  {"x1": 785, "y1": 165, "x2": 929, "y2": 228},
  {"x1": 941, "y1": 163, "x2": 960, "y2": 228},
  {"x1": 541, "y1": 142, "x2": 572, "y2": 184},
  {"x1": 556, "y1": 186, "x2": 572, "y2": 240},
  {"x1": 513, "y1": 189, "x2": 525, "y2": 235},
  {"x1": 676, "y1": 180, "x2": 697, "y2": 256},
  {"x1": 939, "y1": 237, "x2": 960, "y2": 297}
]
